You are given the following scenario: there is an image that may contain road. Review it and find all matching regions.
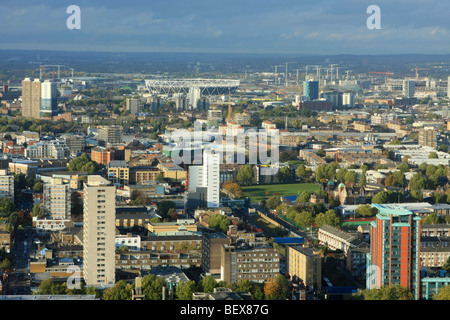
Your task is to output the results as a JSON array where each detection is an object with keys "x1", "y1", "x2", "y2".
[{"x1": 8, "y1": 228, "x2": 32, "y2": 295}]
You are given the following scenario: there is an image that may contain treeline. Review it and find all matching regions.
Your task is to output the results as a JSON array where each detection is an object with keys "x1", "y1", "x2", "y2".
[{"x1": 34, "y1": 274, "x2": 291, "y2": 300}]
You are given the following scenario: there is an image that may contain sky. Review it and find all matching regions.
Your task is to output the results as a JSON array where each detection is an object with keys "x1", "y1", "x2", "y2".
[{"x1": 1, "y1": 0, "x2": 450, "y2": 55}]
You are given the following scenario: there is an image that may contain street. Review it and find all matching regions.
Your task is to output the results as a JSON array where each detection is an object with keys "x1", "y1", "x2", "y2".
[{"x1": 8, "y1": 228, "x2": 32, "y2": 295}]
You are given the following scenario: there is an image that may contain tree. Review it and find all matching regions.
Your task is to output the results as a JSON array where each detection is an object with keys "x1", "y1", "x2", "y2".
[
  {"x1": 428, "y1": 152, "x2": 439, "y2": 159},
  {"x1": 356, "y1": 204, "x2": 378, "y2": 217},
  {"x1": 266, "y1": 196, "x2": 282, "y2": 210},
  {"x1": 315, "y1": 164, "x2": 327, "y2": 182},
  {"x1": 223, "y1": 180, "x2": 244, "y2": 198},
  {"x1": 141, "y1": 274, "x2": 166, "y2": 300},
  {"x1": 69, "y1": 153, "x2": 99, "y2": 174},
  {"x1": 198, "y1": 275, "x2": 217, "y2": 293},
  {"x1": 32, "y1": 181, "x2": 44, "y2": 193},
  {"x1": 433, "y1": 285, "x2": 450, "y2": 300},
  {"x1": 157, "y1": 200, "x2": 176, "y2": 218},
  {"x1": 0, "y1": 197, "x2": 14, "y2": 217},
  {"x1": 344, "y1": 170, "x2": 357, "y2": 185},
  {"x1": 32, "y1": 203, "x2": 44, "y2": 218},
  {"x1": 317, "y1": 148, "x2": 326, "y2": 157},
  {"x1": 363, "y1": 285, "x2": 413, "y2": 300},
  {"x1": 296, "y1": 191, "x2": 311, "y2": 204},
  {"x1": 315, "y1": 209, "x2": 341, "y2": 228},
  {"x1": 176, "y1": 280, "x2": 197, "y2": 300},
  {"x1": 397, "y1": 163, "x2": 410, "y2": 173},
  {"x1": 155, "y1": 172, "x2": 165, "y2": 182},
  {"x1": 277, "y1": 166, "x2": 291, "y2": 183},
  {"x1": 296, "y1": 164, "x2": 308, "y2": 181},
  {"x1": 167, "y1": 208, "x2": 178, "y2": 221},
  {"x1": 208, "y1": 214, "x2": 232, "y2": 233},
  {"x1": 236, "y1": 165, "x2": 255, "y2": 185},
  {"x1": 336, "y1": 168, "x2": 347, "y2": 182},
  {"x1": 443, "y1": 256, "x2": 450, "y2": 273},
  {"x1": 438, "y1": 144, "x2": 448, "y2": 152},
  {"x1": 360, "y1": 171, "x2": 367, "y2": 187},
  {"x1": 294, "y1": 211, "x2": 315, "y2": 228},
  {"x1": 264, "y1": 275, "x2": 290, "y2": 300},
  {"x1": 102, "y1": 280, "x2": 133, "y2": 300},
  {"x1": 422, "y1": 213, "x2": 443, "y2": 224}
]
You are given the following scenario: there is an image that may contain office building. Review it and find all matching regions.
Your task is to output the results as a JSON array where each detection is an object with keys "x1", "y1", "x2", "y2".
[
  {"x1": 97, "y1": 125, "x2": 123, "y2": 148},
  {"x1": 83, "y1": 176, "x2": 116, "y2": 287},
  {"x1": 43, "y1": 178, "x2": 71, "y2": 219},
  {"x1": 366, "y1": 204, "x2": 422, "y2": 300},
  {"x1": 418, "y1": 128, "x2": 437, "y2": 148},
  {"x1": 303, "y1": 80, "x2": 319, "y2": 101}
]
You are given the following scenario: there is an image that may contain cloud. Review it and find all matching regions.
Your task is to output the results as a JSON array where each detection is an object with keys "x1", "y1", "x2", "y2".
[{"x1": 0, "y1": 0, "x2": 449, "y2": 54}]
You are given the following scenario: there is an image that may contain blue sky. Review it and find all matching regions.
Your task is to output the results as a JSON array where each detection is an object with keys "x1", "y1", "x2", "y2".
[{"x1": 1, "y1": 0, "x2": 450, "y2": 54}]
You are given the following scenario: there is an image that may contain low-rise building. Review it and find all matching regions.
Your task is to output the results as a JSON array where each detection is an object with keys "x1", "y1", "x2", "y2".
[{"x1": 220, "y1": 244, "x2": 280, "y2": 284}]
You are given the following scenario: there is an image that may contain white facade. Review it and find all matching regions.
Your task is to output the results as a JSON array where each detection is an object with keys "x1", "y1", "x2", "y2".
[
  {"x1": 43, "y1": 178, "x2": 71, "y2": 219},
  {"x1": 187, "y1": 150, "x2": 220, "y2": 208},
  {"x1": 341, "y1": 92, "x2": 355, "y2": 107},
  {"x1": 203, "y1": 150, "x2": 220, "y2": 208},
  {"x1": 115, "y1": 234, "x2": 141, "y2": 251},
  {"x1": 24, "y1": 139, "x2": 69, "y2": 159}
]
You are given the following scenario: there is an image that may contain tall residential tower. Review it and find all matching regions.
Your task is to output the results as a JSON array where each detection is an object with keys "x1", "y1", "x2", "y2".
[{"x1": 83, "y1": 176, "x2": 116, "y2": 287}]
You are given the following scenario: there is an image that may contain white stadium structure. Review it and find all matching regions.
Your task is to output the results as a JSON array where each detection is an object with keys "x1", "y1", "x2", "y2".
[{"x1": 144, "y1": 78, "x2": 240, "y2": 95}]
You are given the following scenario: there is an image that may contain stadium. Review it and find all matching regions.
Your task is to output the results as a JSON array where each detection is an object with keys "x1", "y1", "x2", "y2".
[{"x1": 144, "y1": 79, "x2": 240, "y2": 95}]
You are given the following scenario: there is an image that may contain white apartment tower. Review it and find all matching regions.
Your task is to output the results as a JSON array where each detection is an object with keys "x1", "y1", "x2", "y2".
[
  {"x1": 188, "y1": 150, "x2": 220, "y2": 208},
  {"x1": 83, "y1": 175, "x2": 116, "y2": 287},
  {"x1": 43, "y1": 178, "x2": 71, "y2": 219},
  {"x1": 203, "y1": 150, "x2": 220, "y2": 208}
]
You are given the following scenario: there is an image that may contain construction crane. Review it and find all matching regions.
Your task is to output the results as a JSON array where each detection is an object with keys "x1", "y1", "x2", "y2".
[
  {"x1": 411, "y1": 67, "x2": 429, "y2": 81},
  {"x1": 284, "y1": 62, "x2": 296, "y2": 88},
  {"x1": 39, "y1": 65, "x2": 65, "y2": 80},
  {"x1": 369, "y1": 71, "x2": 395, "y2": 85},
  {"x1": 329, "y1": 64, "x2": 338, "y2": 83}
]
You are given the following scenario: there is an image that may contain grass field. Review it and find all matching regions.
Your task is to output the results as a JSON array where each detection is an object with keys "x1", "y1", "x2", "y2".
[{"x1": 242, "y1": 183, "x2": 321, "y2": 203}]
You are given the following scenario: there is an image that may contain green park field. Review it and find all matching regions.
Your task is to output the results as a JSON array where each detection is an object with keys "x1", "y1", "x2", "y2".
[{"x1": 242, "y1": 183, "x2": 321, "y2": 203}]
